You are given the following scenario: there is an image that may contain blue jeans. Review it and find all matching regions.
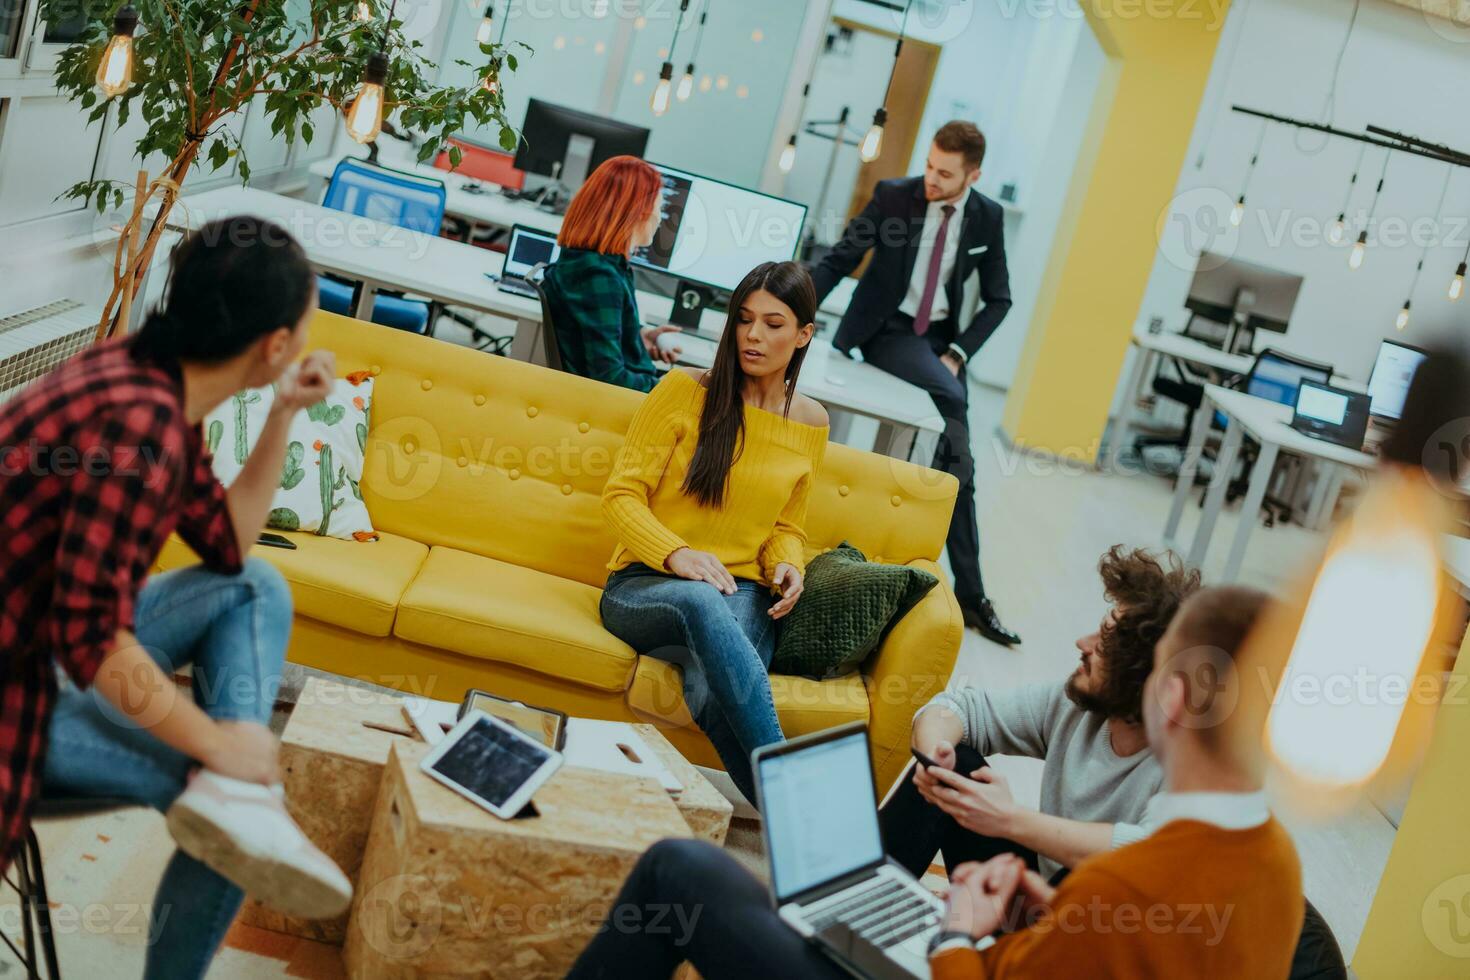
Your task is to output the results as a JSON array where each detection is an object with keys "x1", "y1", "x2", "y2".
[
  {"x1": 41, "y1": 558, "x2": 291, "y2": 980},
  {"x1": 600, "y1": 563, "x2": 784, "y2": 804}
]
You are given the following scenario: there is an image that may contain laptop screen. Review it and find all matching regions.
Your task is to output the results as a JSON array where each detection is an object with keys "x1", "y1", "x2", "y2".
[
  {"x1": 760, "y1": 729, "x2": 883, "y2": 903},
  {"x1": 1296, "y1": 383, "x2": 1349, "y2": 425},
  {"x1": 504, "y1": 227, "x2": 560, "y2": 280},
  {"x1": 1367, "y1": 340, "x2": 1426, "y2": 421}
]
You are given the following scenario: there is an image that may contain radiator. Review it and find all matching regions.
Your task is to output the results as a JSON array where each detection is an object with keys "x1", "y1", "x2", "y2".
[{"x1": 0, "y1": 300, "x2": 101, "y2": 405}]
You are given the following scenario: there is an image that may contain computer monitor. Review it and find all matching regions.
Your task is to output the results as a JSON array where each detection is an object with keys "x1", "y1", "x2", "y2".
[
  {"x1": 512, "y1": 99, "x2": 649, "y2": 191},
  {"x1": 630, "y1": 163, "x2": 807, "y2": 296},
  {"x1": 1185, "y1": 253, "x2": 1304, "y2": 353},
  {"x1": 1366, "y1": 338, "x2": 1428, "y2": 421},
  {"x1": 502, "y1": 224, "x2": 560, "y2": 280}
]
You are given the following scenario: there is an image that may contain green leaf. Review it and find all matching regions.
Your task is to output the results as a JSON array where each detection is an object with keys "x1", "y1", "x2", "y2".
[
  {"x1": 506, "y1": 53, "x2": 517, "y2": 72},
  {"x1": 448, "y1": 145, "x2": 462, "y2": 168}
]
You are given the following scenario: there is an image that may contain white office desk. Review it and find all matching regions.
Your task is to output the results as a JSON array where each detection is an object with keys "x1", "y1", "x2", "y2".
[
  {"x1": 308, "y1": 154, "x2": 564, "y2": 234},
  {"x1": 1113, "y1": 323, "x2": 1366, "y2": 456},
  {"x1": 1163, "y1": 384, "x2": 1377, "y2": 582}
]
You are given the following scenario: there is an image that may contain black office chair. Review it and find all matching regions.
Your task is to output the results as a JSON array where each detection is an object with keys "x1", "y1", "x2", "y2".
[
  {"x1": 1291, "y1": 898, "x2": 1347, "y2": 980},
  {"x1": 3, "y1": 798, "x2": 135, "y2": 979},
  {"x1": 1134, "y1": 314, "x2": 1246, "y2": 457},
  {"x1": 525, "y1": 262, "x2": 564, "y2": 373},
  {"x1": 1199, "y1": 346, "x2": 1333, "y2": 527}
]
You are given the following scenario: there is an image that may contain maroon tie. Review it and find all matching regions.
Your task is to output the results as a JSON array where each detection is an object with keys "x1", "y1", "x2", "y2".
[{"x1": 913, "y1": 204, "x2": 955, "y2": 337}]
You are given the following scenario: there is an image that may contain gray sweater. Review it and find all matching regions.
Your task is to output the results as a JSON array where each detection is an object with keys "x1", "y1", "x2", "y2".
[{"x1": 923, "y1": 683, "x2": 1161, "y2": 880}]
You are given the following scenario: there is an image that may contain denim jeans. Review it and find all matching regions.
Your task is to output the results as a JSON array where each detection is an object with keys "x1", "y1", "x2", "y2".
[
  {"x1": 41, "y1": 558, "x2": 291, "y2": 980},
  {"x1": 600, "y1": 563, "x2": 784, "y2": 804}
]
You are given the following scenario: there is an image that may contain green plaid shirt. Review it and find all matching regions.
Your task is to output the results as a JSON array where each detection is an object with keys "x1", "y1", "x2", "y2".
[{"x1": 542, "y1": 248, "x2": 659, "y2": 393}]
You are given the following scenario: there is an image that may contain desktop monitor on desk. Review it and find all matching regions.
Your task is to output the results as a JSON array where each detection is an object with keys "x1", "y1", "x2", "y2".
[
  {"x1": 1367, "y1": 338, "x2": 1428, "y2": 421},
  {"x1": 631, "y1": 163, "x2": 807, "y2": 327},
  {"x1": 1184, "y1": 253, "x2": 1303, "y2": 353},
  {"x1": 512, "y1": 99, "x2": 649, "y2": 195}
]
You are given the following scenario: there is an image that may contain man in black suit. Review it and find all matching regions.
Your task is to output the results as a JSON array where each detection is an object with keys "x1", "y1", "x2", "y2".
[{"x1": 810, "y1": 121, "x2": 1019, "y2": 645}]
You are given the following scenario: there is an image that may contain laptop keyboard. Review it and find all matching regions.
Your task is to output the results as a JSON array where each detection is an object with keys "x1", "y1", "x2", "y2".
[{"x1": 805, "y1": 877, "x2": 942, "y2": 950}]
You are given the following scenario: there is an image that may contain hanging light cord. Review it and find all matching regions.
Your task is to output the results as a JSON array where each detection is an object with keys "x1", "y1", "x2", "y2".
[
  {"x1": 1362, "y1": 148, "x2": 1391, "y2": 226},
  {"x1": 1409, "y1": 166, "x2": 1455, "y2": 293},
  {"x1": 1241, "y1": 120, "x2": 1267, "y2": 196},
  {"x1": 381, "y1": 0, "x2": 399, "y2": 52},
  {"x1": 687, "y1": 3, "x2": 709, "y2": 65},
  {"x1": 496, "y1": 0, "x2": 510, "y2": 46},
  {"x1": 667, "y1": 0, "x2": 691, "y2": 63},
  {"x1": 1337, "y1": 142, "x2": 1367, "y2": 214},
  {"x1": 879, "y1": 0, "x2": 913, "y2": 109}
]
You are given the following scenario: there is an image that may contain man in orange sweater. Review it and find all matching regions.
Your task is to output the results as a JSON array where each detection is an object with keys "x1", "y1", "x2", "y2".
[{"x1": 929, "y1": 585, "x2": 1303, "y2": 978}]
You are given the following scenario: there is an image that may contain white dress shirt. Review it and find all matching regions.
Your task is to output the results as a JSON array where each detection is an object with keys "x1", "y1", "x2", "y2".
[{"x1": 898, "y1": 192, "x2": 968, "y2": 322}]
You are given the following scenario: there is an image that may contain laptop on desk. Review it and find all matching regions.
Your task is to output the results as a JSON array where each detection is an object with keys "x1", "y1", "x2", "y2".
[
  {"x1": 1291, "y1": 380, "x2": 1370, "y2": 451},
  {"x1": 754, "y1": 723, "x2": 949, "y2": 979},
  {"x1": 495, "y1": 224, "x2": 560, "y2": 299}
]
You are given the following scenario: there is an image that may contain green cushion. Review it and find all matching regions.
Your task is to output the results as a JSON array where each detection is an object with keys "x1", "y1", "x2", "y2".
[{"x1": 772, "y1": 542, "x2": 938, "y2": 679}]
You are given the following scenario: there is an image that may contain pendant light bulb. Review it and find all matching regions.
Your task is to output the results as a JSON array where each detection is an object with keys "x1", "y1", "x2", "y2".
[
  {"x1": 1348, "y1": 231, "x2": 1367, "y2": 271},
  {"x1": 778, "y1": 134, "x2": 797, "y2": 174},
  {"x1": 650, "y1": 62, "x2": 674, "y2": 116},
  {"x1": 676, "y1": 64, "x2": 695, "y2": 101},
  {"x1": 1328, "y1": 213, "x2": 1345, "y2": 245},
  {"x1": 345, "y1": 51, "x2": 388, "y2": 144},
  {"x1": 1450, "y1": 262, "x2": 1467, "y2": 301},
  {"x1": 355, "y1": 0, "x2": 371, "y2": 21},
  {"x1": 1230, "y1": 195, "x2": 1245, "y2": 227},
  {"x1": 476, "y1": 4, "x2": 495, "y2": 45},
  {"x1": 96, "y1": 5, "x2": 139, "y2": 98},
  {"x1": 1395, "y1": 301, "x2": 1411, "y2": 332},
  {"x1": 860, "y1": 107, "x2": 887, "y2": 164}
]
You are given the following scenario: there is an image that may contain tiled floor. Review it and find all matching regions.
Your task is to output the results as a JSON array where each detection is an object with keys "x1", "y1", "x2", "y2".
[{"x1": 0, "y1": 369, "x2": 1400, "y2": 976}]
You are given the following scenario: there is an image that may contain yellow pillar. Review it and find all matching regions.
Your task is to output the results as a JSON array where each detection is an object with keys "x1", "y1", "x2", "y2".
[
  {"x1": 1353, "y1": 625, "x2": 1470, "y2": 976},
  {"x1": 1001, "y1": 0, "x2": 1230, "y2": 456}
]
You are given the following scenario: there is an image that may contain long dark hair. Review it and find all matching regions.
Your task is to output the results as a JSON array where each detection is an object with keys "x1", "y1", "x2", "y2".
[
  {"x1": 682, "y1": 261, "x2": 816, "y2": 508},
  {"x1": 132, "y1": 216, "x2": 315, "y2": 363}
]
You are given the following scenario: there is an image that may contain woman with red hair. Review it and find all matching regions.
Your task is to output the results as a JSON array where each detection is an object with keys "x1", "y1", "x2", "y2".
[{"x1": 542, "y1": 155, "x2": 683, "y2": 391}]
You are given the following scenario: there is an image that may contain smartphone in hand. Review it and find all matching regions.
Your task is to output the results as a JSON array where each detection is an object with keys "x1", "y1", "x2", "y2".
[{"x1": 911, "y1": 745, "x2": 949, "y2": 771}]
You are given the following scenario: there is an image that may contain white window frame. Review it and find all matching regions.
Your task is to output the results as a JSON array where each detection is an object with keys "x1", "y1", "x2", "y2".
[{"x1": 0, "y1": 0, "x2": 42, "y2": 80}]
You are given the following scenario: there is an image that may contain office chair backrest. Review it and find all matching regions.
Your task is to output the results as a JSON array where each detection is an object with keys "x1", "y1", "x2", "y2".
[
  {"x1": 527, "y1": 263, "x2": 563, "y2": 373},
  {"x1": 322, "y1": 158, "x2": 447, "y2": 236},
  {"x1": 434, "y1": 138, "x2": 526, "y2": 190},
  {"x1": 1244, "y1": 347, "x2": 1333, "y2": 406}
]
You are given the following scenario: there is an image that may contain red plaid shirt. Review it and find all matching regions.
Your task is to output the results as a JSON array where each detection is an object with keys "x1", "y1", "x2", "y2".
[{"x1": 0, "y1": 338, "x2": 241, "y2": 867}]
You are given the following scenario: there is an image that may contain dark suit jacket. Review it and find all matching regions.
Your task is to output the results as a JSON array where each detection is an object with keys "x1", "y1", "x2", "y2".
[{"x1": 809, "y1": 176, "x2": 1012, "y2": 359}]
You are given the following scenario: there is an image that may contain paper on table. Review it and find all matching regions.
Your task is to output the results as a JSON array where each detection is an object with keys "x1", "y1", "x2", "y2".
[
  {"x1": 402, "y1": 696, "x2": 459, "y2": 745},
  {"x1": 563, "y1": 719, "x2": 682, "y2": 794}
]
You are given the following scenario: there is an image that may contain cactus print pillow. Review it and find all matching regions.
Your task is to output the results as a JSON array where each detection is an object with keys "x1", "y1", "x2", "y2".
[{"x1": 204, "y1": 372, "x2": 377, "y2": 541}]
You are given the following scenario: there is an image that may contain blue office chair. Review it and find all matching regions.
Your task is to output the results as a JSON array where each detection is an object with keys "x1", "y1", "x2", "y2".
[{"x1": 317, "y1": 158, "x2": 448, "y2": 334}]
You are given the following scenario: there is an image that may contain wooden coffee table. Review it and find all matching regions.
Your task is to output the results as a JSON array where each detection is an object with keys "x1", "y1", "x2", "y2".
[{"x1": 345, "y1": 741, "x2": 693, "y2": 978}]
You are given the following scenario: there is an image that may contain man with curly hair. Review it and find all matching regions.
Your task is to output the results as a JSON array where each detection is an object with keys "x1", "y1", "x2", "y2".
[{"x1": 884, "y1": 545, "x2": 1200, "y2": 884}]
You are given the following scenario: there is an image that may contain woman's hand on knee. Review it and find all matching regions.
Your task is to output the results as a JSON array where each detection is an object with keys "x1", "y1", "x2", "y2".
[
  {"x1": 768, "y1": 563, "x2": 804, "y2": 619},
  {"x1": 665, "y1": 547, "x2": 738, "y2": 595}
]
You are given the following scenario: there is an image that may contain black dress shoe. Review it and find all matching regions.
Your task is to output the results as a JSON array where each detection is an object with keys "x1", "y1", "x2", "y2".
[{"x1": 961, "y1": 599, "x2": 1022, "y2": 646}]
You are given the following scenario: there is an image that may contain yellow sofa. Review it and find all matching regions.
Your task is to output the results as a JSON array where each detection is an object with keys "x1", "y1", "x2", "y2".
[{"x1": 158, "y1": 311, "x2": 963, "y2": 794}]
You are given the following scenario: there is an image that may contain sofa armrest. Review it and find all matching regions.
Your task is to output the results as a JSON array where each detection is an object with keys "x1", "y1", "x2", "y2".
[{"x1": 862, "y1": 558, "x2": 964, "y2": 796}]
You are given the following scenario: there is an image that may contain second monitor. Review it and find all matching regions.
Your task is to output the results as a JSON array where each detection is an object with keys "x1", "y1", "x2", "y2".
[
  {"x1": 631, "y1": 163, "x2": 807, "y2": 325},
  {"x1": 513, "y1": 98, "x2": 650, "y2": 192}
]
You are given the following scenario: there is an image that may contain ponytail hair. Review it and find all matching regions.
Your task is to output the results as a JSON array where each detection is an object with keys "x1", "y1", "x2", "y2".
[{"x1": 132, "y1": 215, "x2": 315, "y2": 363}]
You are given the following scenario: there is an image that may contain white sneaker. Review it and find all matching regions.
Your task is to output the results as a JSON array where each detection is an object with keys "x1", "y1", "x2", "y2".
[{"x1": 166, "y1": 770, "x2": 353, "y2": 919}]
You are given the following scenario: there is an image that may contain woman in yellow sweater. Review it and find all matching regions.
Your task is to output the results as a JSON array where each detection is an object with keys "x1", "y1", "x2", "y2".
[{"x1": 600, "y1": 261, "x2": 829, "y2": 803}]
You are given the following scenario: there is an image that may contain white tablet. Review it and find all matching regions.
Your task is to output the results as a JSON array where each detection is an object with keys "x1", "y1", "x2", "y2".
[{"x1": 418, "y1": 710, "x2": 563, "y2": 819}]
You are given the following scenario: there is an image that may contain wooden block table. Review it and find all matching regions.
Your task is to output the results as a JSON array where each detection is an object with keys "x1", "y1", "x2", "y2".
[
  {"x1": 345, "y1": 741, "x2": 694, "y2": 978},
  {"x1": 632, "y1": 723, "x2": 733, "y2": 846},
  {"x1": 240, "y1": 676, "x2": 415, "y2": 942}
]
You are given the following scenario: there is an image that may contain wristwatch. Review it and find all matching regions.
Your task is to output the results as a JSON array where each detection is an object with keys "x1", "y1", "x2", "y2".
[{"x1": 927, "y1": 929, "x2": 976, "y2": 956}]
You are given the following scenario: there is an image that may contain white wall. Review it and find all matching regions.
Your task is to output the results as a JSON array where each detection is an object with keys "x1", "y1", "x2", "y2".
[{"x1": 1139, "y1": 0, "x2": 1470, "y2": 384}]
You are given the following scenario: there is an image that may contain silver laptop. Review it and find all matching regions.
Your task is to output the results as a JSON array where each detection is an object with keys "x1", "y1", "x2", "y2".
[
  {"x1": 497, "y1": 224, "x2": 560, "y2": 298},
  {"x1": 754, "y1": 723, "x2": 944, "y2": 979}
]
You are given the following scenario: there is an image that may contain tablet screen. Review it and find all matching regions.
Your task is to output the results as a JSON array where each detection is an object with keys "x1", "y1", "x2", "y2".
[{"x1": 429, "y1": 716, "x2": 551, "y2": 807}]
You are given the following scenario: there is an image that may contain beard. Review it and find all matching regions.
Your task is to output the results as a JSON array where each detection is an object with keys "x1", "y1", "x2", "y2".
[{"x1": 1064, "y1": 671, "x2": 1115, "y2": 717}]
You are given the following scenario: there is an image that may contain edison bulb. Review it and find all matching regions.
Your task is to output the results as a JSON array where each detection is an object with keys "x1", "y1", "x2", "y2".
[
  {"x1": 345, "y1": 52, "x2": 388, "y2": 144},
  {"x1": 1395, "y1": 303, "x2": 1410, "y2": 331},
  {"x1": 676, "y1": 67, "x2": 695, "y2": 101},
  {"x1": 1451, "y1": 263, "x2": 1466, "y2": 301},
  {"x1": 650, "y1": 63, "x2": 673, "y2": 116},
  {"x1": 96, "y1": 34, "x2": 134, "y2": 97},
  {"x1": 476, "y1": 5, "x2": 495, "y2": 45},
  {"x1": 1229, "y1": 196, "x2": 1245, "y2": 227},
  {"x1": 1348, "y1": 234, "x2": 1367, "y2": 270},
  {"x1": 1328, "y1": 214, "x2": 1345, "y2": 244},
  {"x1": 778, "y1": 136, "x2": 797, "y2": 174}
]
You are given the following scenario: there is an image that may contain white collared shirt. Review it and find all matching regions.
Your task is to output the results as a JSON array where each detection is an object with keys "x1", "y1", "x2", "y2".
[
  {"x1": 898, "y1": 193, "x2": 968, "y2": 322},
  {"x1": 1140, "y1": 790, "x2": 1271, "y2": 833}
]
